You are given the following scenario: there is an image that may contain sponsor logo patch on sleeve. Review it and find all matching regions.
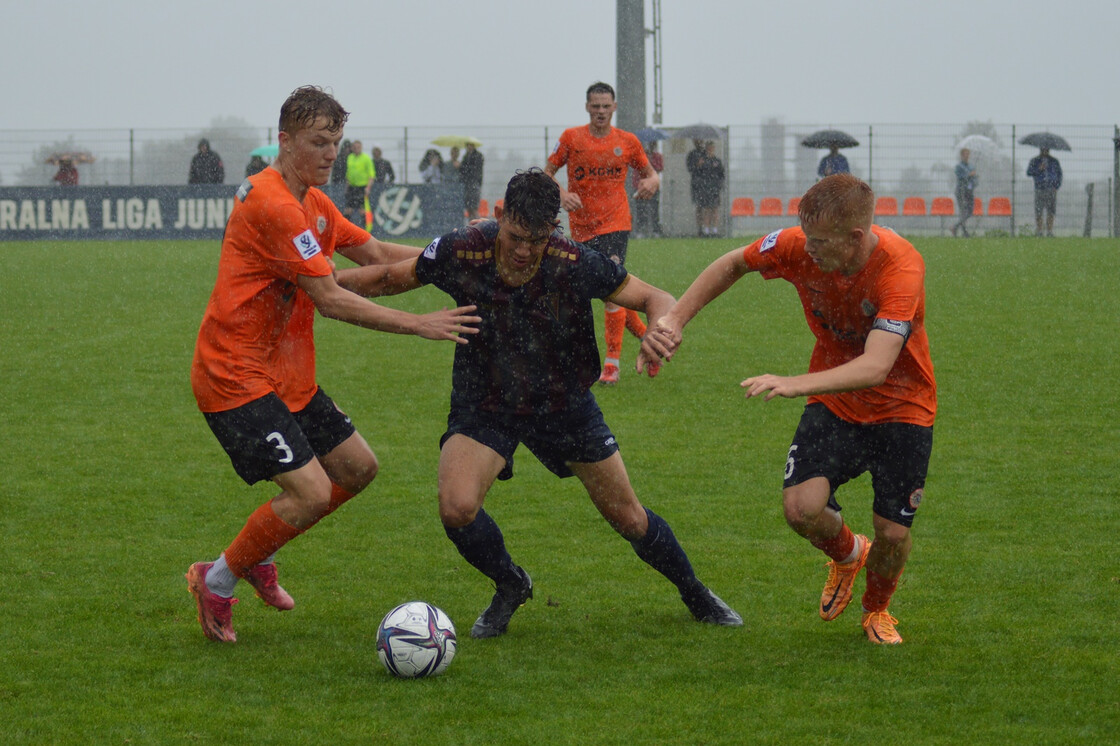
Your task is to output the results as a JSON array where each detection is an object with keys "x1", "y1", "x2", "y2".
[
  {"x1": 422, "y1": 237, "x2": 440, "y2": 259},
  {"x1": 760, "y1": 229, "x2": 782, "y2": 252},
  {"x1": 872, "y1": 317, "x2": 912, "y2": 340},
  {"x1": 292, "y1": 229, "x2": 322, "y2": 260}
]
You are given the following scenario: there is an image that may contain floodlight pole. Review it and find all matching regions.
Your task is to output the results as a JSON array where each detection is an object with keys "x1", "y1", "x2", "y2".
[
  {"x1": 1113, "y1": 126, "x2": 1120, "y2": 238},
  {"x1": 616, "y1": 0, "x2": 647, "y2": 134}
]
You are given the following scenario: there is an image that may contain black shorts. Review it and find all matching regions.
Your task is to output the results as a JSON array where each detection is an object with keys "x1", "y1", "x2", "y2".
[
  {"x1": 345, "y1": 185, "x2": 366, "y2": 210},
  {"x1": 782, "y1": 402, "x2": 933, "y2": 527},
  {"x1": 440, "y1": 390, "x2": 618, "y2": 480},
  {"x1": 203, "y1": 387, "x2": 356, "y2": 485},
  {"x1": 463, "y1": 183, "x2": 481, "y2": 212},
  {"x1": 584, "y1": 231, "x2": 630, "y2": 266}
]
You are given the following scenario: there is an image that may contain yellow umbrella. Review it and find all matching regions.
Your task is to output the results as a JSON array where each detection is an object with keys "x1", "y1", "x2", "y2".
[{"x1": 431, "y1": 135, "x2": 482, "y2": 148}]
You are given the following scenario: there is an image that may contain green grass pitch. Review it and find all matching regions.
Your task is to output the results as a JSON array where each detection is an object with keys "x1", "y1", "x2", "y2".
[{"x1": 0, "y1": 233, "x2": 1117, "y2": 744}]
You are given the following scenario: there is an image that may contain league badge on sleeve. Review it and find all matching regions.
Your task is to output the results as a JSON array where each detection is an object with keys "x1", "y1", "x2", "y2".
[
  {"x1": 761, "y1": 229, "x2": 782, "y2": 252},
  {"x1": 422, "y1": 237, "x2": 440, "y2": 259},
  {"x1": 292, "y1": 229, "x2": 322, "y2": 260}
]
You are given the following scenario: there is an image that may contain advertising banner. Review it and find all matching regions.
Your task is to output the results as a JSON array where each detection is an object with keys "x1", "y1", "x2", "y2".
[{"x1": 0, "y1": 183, "x2": 465, "y2": 241}]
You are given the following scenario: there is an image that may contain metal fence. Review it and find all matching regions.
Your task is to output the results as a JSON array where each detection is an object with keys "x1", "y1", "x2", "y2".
[{"x1": 3, "y1": 121, "x2": 1116, "y2": 237}]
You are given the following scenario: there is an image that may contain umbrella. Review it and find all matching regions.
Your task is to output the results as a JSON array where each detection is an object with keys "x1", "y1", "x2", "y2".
[
  {"x1": 672, "y1": 123, "x2": 725, "y2": 141},
  {"x1": 431, "y1": 135, "x2": 482, "y2": 148},
  {"x1": 633, "y1": 127, "x2": 668, "y2": 142},
  {"x1": 954, "y1": 134, "x2": 998, "y2": 164},
  {"x1": 46, "y1": 151, "x2": 95, "y2": 165},
  {"x1": 801, "y1": 129, "x2": 859, "y2": 149},
  {"x1": 250, "y1": 144, "x2": 279, "y2": 158},
  {"x1": 1018, "y1": 132, "x2": 1071, "y2": 151}
]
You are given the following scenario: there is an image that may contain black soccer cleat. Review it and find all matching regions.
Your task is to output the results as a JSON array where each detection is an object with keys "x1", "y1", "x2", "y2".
[
  {"x1": 471, "y1": 566, "x2": 533, "y2": 639},
  {"x1": 682, "y1": 586, "x2": 743, "y2": 627}
]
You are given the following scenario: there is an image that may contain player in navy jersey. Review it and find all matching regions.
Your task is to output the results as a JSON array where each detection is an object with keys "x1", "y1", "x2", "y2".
[{"x1": 338, "y1": 168, "x2": 741, "y2": 638}]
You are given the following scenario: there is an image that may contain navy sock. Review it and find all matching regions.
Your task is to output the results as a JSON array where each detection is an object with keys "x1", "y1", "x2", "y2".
[
  {"x1": 443, "y1": 508, "x2": 518, "y2": 584},
  {"x1": 630, "y1": 508, "x2": 702, "y2": 594}
]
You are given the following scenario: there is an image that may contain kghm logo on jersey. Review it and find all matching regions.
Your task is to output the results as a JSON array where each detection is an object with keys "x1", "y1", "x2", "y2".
[{"x1": 573, "y1": 166, "x2": 586, "y2": 181}]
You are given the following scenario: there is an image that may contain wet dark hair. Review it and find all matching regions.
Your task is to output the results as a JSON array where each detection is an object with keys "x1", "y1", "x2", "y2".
[
  {"x1": 278, "y1": 85, "x2": 349, "y2": 135},
  {"x1": 503, "y1": 168, "x2": 561, "y2": 232},
  {"x1": 586, "y1": 81, "x2": 616, "y2": 101}
]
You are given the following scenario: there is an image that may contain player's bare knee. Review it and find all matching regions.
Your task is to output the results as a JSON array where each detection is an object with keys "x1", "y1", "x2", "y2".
[{"x1": 438, "y1": 495, "x2": 480, "y2": 528}]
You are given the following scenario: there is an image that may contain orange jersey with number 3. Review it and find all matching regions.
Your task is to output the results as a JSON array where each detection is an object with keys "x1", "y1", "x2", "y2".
[
  {"x1": 547, "y1": 125, "x2": 649, "y2": 242},
  {"x1": 741, "y1": 225, "x2": 936, "y2": 426},
  {"x1": 191, "y1": 168, "x2": 370, "y2": 413}
]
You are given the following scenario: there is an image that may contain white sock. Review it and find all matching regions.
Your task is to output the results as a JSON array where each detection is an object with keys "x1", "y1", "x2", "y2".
[
  {"x1": 840, "y1": 535, "x2": 863, "y2": 564},
  {"x1": 206, "y1": 553, "x2": 239, "y2": 598}
]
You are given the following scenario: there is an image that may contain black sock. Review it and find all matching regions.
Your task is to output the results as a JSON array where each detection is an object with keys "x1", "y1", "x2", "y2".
[
  {"x1": 444, "y1": 508, "x2": 518, "y2": 584},
  {"x1": 630, "y1": 508, "x2": 702, "y2": 594}
]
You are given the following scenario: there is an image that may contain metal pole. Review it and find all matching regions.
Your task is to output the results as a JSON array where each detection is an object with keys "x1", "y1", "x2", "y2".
[
  {"x1": 867, "y1": 125, "x2": 873, "y2": 188},
  {"x1": 1112, "y1": 126, "x2": 1120, "y2": 237},
  {"x1": 129, "y1": 129, "x2": 135, "y2": 186},
  {"x1": 403, "y1": 127, "x2": 409, "y2": 185},
  {"x1": 1010, "y1": 124, "x2": 1016, "y2": 237},
  {"x1": 615, "y1": 0, "x2": 647, "y2": 134}
]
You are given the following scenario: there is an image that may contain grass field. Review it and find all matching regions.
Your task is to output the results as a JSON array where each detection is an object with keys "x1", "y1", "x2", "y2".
[{"x1": 1, "y1": 233, "x2": 1118, "y2": 744}]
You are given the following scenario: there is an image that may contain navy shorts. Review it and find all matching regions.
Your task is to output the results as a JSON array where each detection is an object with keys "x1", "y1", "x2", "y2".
[
  {"x1": 440, "y1": 391, "x2": 618, "y2": 480},
  {"x1": 584, "y1": 231, "x2": 631, "y2": 266},
  {"x1": 203, "y1": 387, "x2": 356, "y2": 485},
  {"x1": 345, "y1": 185, "x2": 366, "y2": 210},
  {"x1": 1034, "y1": 188, "x2": 1057, "y2": 219},
  {"x1": 782, "y1": 402, "x2": 933, "y2": 527}
]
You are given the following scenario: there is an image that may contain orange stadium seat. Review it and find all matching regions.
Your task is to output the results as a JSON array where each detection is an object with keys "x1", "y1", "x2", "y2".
[
  {"x1": 973, "y1": 197, "x2": 983, "y2": 216},
  {"x1": 902, "y1": 197, "x2": 927, "y2": 216},
  {"x1": 787, "y1": 197, "x2": 801, "y2": 215},
  {"x1": 758, "y1": 197, "x2": 783, "y2": 216},
  {"x1": 478, "y1": 199, "x2": 490, "y2": 217},
  {"x1": 874, "y1": 197, "x2": 898, "y2": 216},
  {"x1": 929, "y1": 197, "x2": 955, "y2": 216},
  {"x1": 730, "y1": 197, "x2": 755, "y2": 216},
  {"x1": 988, "y1": 197, "x2": 1012, "y2": 216}
]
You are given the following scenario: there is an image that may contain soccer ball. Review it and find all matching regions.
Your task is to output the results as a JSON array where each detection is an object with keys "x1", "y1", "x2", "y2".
[{"x1": 376, "y1": 601, "x2": 457, "y2": 678}]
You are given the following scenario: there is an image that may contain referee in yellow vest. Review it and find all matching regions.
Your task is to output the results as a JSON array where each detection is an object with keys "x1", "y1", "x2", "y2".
[{"x1": 345, "y1": 140, "x2": 376, "y2": 227}]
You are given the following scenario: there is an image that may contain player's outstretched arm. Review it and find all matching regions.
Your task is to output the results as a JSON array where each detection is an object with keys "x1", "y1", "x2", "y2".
[
  {"x1": 337, "y1": 236, "x2": 422, "y2": 267},
  {"x1": 655, "y1": 248, "x2": 751, "y2": 358},
  {"x1": 741, "y1": 328, "x2": 905, "y2": 401},
  {"x1": 335, "y1": 257, "x2": 422, "y2": 298},
  {"x1": 609, "y1": 275, "x2": 675, "y2": 375},
  {"x1": 298, "y1": 272, "x2": 479, "y2": 343}
]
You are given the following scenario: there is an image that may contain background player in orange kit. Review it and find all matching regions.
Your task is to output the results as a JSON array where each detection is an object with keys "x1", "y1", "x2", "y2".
[
  {"x1": 186, "y1": 86, "x2": 480, "y2": 643},
  {"x1": 643, "y1": 174, "x2": 936, "y2": 644},
  {"x1": 544, "y1": 82, "x2": 660, "y2": 384}
]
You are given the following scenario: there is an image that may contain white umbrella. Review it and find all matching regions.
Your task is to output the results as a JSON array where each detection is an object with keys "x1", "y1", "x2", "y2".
[{"x1": 953, "y1": 134, "x2": 998, "y2": 164}]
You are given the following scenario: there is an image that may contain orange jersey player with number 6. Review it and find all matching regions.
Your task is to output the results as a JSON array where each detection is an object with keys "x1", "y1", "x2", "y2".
[
  {"x1": 186, "y1": 85, "x2": 480, "y2": 643},
  {"x1": 643, "y1": 174, "x2": 935, "y2": 644}
]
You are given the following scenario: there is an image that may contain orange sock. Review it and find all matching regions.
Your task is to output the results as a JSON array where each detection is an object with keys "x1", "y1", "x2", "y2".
[
  {"x1": 306, "y1": 484, "x2": 358, "y2": 529},
  {"x1": 624, "y1": 309, "x2": 647, "y2": 339},
  {"x1": 810, "y1": 523, "x2": 855, "y2": 563},
  {"x1": 604, "y1": 307, "x2": 625, "y2": 363},
  {"x1": 223, "y1": 501, "x2": 304, "y2": 578},
  {"x1": 862, "y1": 569, "x2": 901, "y2": 612}
]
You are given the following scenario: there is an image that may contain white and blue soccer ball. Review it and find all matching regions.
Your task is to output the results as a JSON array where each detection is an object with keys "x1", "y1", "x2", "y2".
[{"x1": 376, "y1": 601, "x2": 457, "y2": 678}]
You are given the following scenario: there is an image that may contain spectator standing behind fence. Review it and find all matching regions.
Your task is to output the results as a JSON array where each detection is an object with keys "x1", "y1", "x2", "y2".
[
  {"x1": 420, "y1": 149, "x2": 444, "y2": 184},
  {"x1": 951, "y1": 148, "x2": 977, "y2": 238},
  {"x1": 345, "y1": 140, "x2": 375, "y2": 226},
  {"x1": 189, "y1": 139, "x2": 225, "y2": 184},
  {"x1": 245, "y1": 155, "x2": 268, "y2": 179},
  {"x1": 443, "y1": 147, "x2": 461, "y2": 184},
  {"x1": 460, "y1": 143, "x2": 484, "y2": 221},
  {"x1": 1026, "y1": 147, "x2": 1062, "y2": 237},
  {"x1": 632, "y1": 140, "x2": 663, "y2": 238},
  {"x1": 688, "y1": 141, "x2": 725, "y2": 237},
  {"x1": 817, "y1": 146, "x2": 850, "y2": 179},
  {"x1": 372, "y1": 146, "x2": 395, "y2": 184},
  {"x1": 330, "y1": 140, "x2": 351, "y2": 186},
  {"x1": 53, "y1": 158, "x2": 79, "y2": 186}
]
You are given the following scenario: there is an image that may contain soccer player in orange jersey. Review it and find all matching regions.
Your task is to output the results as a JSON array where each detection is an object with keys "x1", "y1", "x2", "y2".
[
  {"x1": 186, "y1": 86, "x2": 480, "y2": 643},
  {"x1": 544, "y1": 82, "x2": 661, "y2": 385},
  {"x1": 644, "y1": 174, "x2": 936, "y2": 644}
]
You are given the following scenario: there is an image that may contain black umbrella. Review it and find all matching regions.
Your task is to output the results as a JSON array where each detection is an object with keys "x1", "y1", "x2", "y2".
[
  {"x1": 1018, "y1": 132, "x2": 1072, "y2": 151},
  {"x1": 801, "y1": 129, "x2": 860, "y2": 149},
  {"x1": 673, "y1": 123, "x2": 725, "y2": 141}
]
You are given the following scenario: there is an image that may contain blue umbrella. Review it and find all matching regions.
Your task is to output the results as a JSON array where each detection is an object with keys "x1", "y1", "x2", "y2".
[
  {"x1": 250, "y1": 144, "x2": 279, "y2": 158},
  {"x1": 633, "y1": 127, "x2": 668, "y2": 143}
]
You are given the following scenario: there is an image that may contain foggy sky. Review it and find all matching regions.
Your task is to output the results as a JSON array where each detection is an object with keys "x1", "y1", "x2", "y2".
[{"x1": 4, "y1": 0, "x2": 1118, "y2": 131}]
